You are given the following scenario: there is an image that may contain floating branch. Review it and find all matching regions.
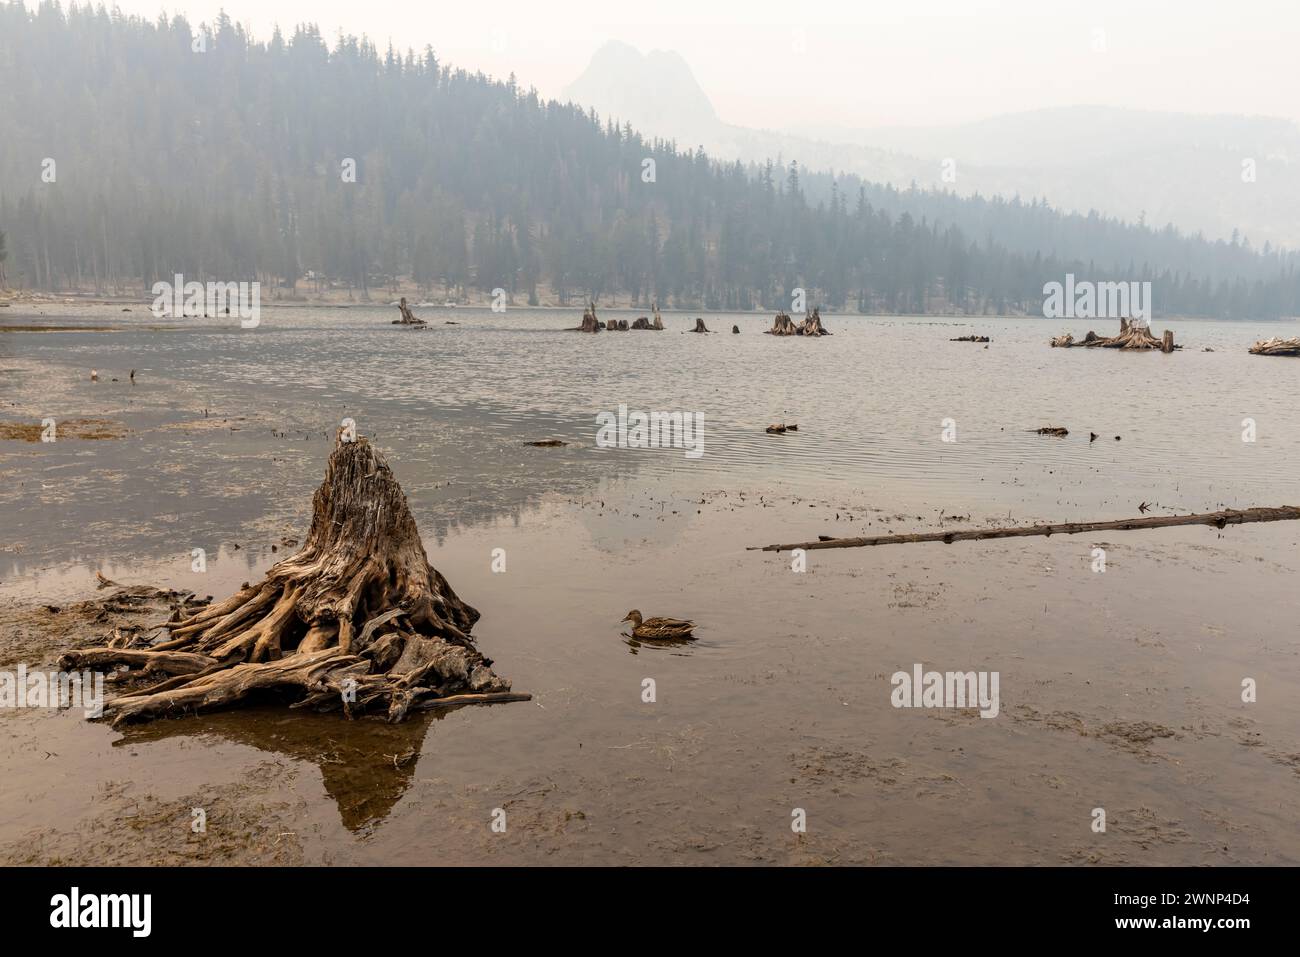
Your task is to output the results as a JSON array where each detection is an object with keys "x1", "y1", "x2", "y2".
[
  {"x1": 61, "y1": 434, "x2": 527, "y2": 725},
  {"x1": 750, "y1": 506, "x2": 1300, "y2": 552}
]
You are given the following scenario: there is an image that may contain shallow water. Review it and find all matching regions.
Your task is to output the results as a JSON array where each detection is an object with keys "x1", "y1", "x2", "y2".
[{"x1": 1, "y1": 305, "x2": 1297, "y2": 865}]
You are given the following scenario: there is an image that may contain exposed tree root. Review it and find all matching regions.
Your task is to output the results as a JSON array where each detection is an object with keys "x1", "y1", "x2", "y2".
[
  {"x1": 59, "y1": 434, "x2": 526, "y2": 726},
  {"x1": 1249, "y1": 337, "x2": 1300, "y2": 356},
  {"x1": 767, "y1": 308, "x2": 831, "y2": 336},
  {"x1": 1051, "y1": 318, "x2": 1177, "y2": 351}
]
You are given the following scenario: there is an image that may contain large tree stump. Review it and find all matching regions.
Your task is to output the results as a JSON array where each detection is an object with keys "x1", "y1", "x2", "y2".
[
  {"x1": 799, "y1": 309, "x2": 831, "y2": 336},
  {"x1": 767, "y1": 312, "x2": 798, "y2": 335},
  {"x1": 1249, "y1": 337, "x2": 1300, "y2": 356},
  {"x1": 60, "y1": 434, "x2": 526, "y2": 726},
  {"x1": 692, "y1": 317, "x2": 710, "y2": 333},
  {"x1": 1050, "y1": 319, "x2": 1177, "y2": 350}
]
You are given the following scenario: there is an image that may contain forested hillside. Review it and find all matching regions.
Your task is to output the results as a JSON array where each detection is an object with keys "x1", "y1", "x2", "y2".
[{"x1": 2, "y1": 2, "x2": 1298, "y2": 318}]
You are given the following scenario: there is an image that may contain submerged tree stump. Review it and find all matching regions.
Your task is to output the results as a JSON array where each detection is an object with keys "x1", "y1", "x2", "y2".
[
  {"x1": 392, "y1": 297, "x2": 427, "y2": 326},
  {"x1": 768, "y1": 309, "x2": 830, "y2": 336},
  {"x1": 1249, "y1": 337, "x2": 1300, "y2": 356},
  {"x1": 573, "y1": 303, "x2": 603, "y2": 332},
  {"x1": 60, "y1": 435, "x2": 527, "y2": 726},
  {"x1": 692, "y1": 317, "x2": 710, "y2": 333},
  {"x1": 800, "y1": 309, "x2": 832, "y2": 336},
  {"x1": 631, "y1": 316, "x2": 653, "y2": 330},
  {"x1": 768, "y1": 312, "x2": 798, "y2": 335},
  {"x1": 1051, "y1": 318, "x2": 1177, "y2": 351},
  {"x1": 651, "y1": 305, "x2": 664, "y2": 330}
]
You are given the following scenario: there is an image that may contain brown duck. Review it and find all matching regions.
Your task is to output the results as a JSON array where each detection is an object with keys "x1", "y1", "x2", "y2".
[{"x1": 620, "y1": 610, "x2": 695, "y2": 641}]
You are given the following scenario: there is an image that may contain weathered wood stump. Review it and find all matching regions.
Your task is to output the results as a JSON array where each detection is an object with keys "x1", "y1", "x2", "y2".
[
  {"x1": 631, "y1": 317, "x2": 653, "y2": 330},
  {"x1": 574, "y1": 303, "x2": 602, "y2": 332},
  {"x1": 692, "y1": 317, "x2": 710, "y2": 333},
  {"x1": 732, "y1": 324, "x2": 740, "y2": 334},
  {"x1": 392, "y1": 297, "x2": 427, "y2": 326},
  {"x1": 1051, "y1": 318, "x2": 1177, "y2": 350},
  {"x1": 768, "y1": 312, "x2": 798, "y2": 335},
  {"x1": 651, "y1": 306, "x2": 664, "y2": 330},
  {"x1": 799, "y1": 309, "x2": 832, "y2": 336},
  {"x1": 1249, "y1": 337, "x2": 1300, "y2": 356},
  {"x1": 60, "y1": 434, "x2": 526, "y2": 725}
]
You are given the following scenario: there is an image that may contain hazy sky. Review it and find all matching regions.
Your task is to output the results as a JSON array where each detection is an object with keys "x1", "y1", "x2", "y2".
[{"x1": 86, "y1": 0, "x2": 1300, "y2": 129}]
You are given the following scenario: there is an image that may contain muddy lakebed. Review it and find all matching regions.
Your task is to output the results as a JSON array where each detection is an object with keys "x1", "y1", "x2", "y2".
[{"x1": 1, "y1": 304, "x2": 1297, "y2": 865}]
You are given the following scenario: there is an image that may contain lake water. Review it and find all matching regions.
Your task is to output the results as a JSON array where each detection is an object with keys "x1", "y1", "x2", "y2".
[{"x1": 1, "y1": 304, "x2": 1297, "y2": 865}]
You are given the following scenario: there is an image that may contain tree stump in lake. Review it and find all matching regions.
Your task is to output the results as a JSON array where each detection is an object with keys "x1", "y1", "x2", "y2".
[
  {"x1": 1051, "y1": 318, "x2": 1176, "y2": 351},
  {"x1": 768, "y1": 312, "x2": 798, "y2": 335},
  {"x1": 1249, "y1": 337, "x2": 1300, "y2": 356},
  {"x1": 392, "y1": 297, "x2": 427, "y2": 326},
  {"x1": 60, "y1": 434, "x2": 526, "y2": 726},
  {"x1": 576, "y1": 303, "x2": 602, "y2": 332},
  {"x1": 692, "y1": 317, "x2": 710, "y2": 333},
  {"x1": 799, "y1": 309, "x2": 831, "y2": 336},
  {"x1": 651, "y1": 305, "x2": 664, "y2": 330},
  {"x1": 631, "y1": 317, "x2": 652, "y2": 329}
]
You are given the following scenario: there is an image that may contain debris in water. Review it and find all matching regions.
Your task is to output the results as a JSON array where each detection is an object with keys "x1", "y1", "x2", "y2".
[{"x1": 751, "y1": 506, "x2": 1300, "y2": 552}]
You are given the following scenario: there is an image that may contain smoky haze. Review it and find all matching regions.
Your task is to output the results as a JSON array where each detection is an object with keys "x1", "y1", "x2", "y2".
[{"x1": 89, "y1": 0, "x2": 1300, "y2": 128}]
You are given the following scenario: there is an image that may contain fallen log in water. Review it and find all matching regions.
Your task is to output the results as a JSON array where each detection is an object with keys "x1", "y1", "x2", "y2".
[
  {"x1": 1249, "y1": 337, "x2": 1300, "y2": 356},
  {"x1": 60, "y1": 433, "x2": 528, "y2": 725},
  {"x1": 951, "y1": 335, "x2": 990, "y2": 342},
  {"x1": 750, "y1": 506, "x2": 1300, "y2": 552}
]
